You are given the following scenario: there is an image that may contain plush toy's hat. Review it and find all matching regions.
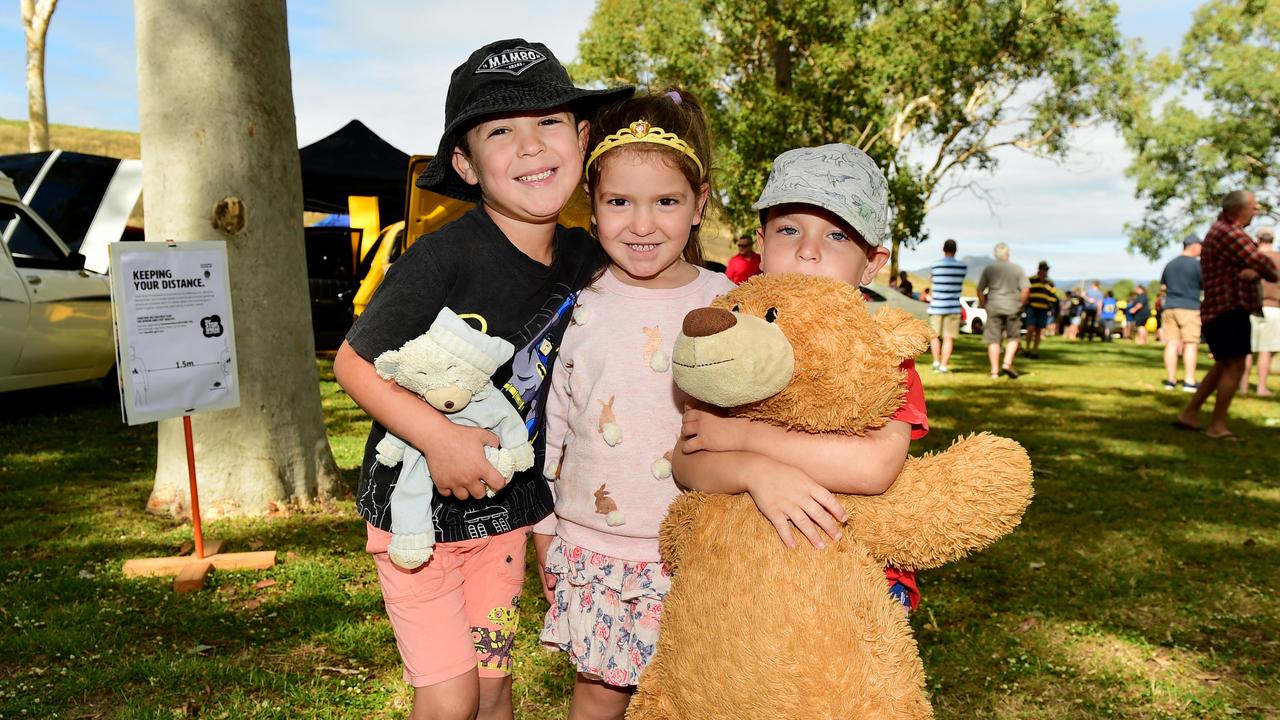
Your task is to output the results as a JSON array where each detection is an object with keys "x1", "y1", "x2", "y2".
[{"x1": 426, "y1": 308, "x2": 514, "y2": 376}]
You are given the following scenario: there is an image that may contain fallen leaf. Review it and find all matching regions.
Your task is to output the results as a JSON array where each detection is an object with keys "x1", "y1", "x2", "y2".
[
  {"x1": 178, "y1": 541, "x2": 194, "y2": 556},
  {"x1": 318, "y1": 666, "x2": 361, "y2": 675},
  {"x1": 1243, "y1": 538, "x2": 1256, "y2": 546},
  {"x1": 192, "y1": 644, "x2": 214, "y2": 654},
  {"x1": 77, "y1": 569, "x2": 94, "y2": 579},
  {"x1": 243, "y1": 598, "x2": 262, "y2": 610},
  {"x1": 253, "y1": 579, "x2": 277, "y2": 590},
  {"x1": 1016, "y1": 617, "x2": 1039, "y2": 633},
  {"x1": 1193, "y1": 672, "x2": 1222, "y2": 682},
  {"x1": 285, "y1": 551, "x2": 299, "y2": 560},
  {"x1": 1028, "y1": 561, "x2": 1046, "y2": 570}
]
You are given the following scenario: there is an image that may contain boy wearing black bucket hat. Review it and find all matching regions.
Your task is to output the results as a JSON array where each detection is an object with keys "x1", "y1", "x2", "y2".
[{"x1": 334, "y1": 39, "x2": 629, "y2": 718}]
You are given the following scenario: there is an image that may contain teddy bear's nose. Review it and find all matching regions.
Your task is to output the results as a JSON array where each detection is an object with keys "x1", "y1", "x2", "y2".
[
  {"x1": 444, "y1": 401, "x2": 455, "y2": 410},
  {"x1": 682, "y1": 307, "x2": 737, "y2": 338}
]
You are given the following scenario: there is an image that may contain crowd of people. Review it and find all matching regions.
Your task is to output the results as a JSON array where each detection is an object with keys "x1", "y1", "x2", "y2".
[{"x1": 918, "y1": 199, "x2": 1278, "y2": 418}]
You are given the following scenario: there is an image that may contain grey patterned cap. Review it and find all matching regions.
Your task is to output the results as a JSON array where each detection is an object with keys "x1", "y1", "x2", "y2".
[{"x1": 752, "y1": 143, "x2": 889, "y2": 248}]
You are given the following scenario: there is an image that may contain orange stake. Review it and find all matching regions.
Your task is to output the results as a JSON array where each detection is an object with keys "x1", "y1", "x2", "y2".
[{"x1": 183, "y1": 415, "x2": 205, "y2": 559}]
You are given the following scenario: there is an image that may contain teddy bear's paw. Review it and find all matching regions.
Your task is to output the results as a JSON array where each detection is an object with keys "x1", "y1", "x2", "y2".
[
  {"x1": 606, "y1": 511, "x2": 626, "y2": 527},
  {"x1": 601, "y1": 423, "x2": 623, "y2": 446},
  {"x1": 387, "y1": 533, "x2": 434, "y2": 570},
  {"x1": 572, "y1": 304, "x2": 591, "y2": 325},
  {"x1": 374, "y1": 438, "x2": 405, "y2": 466},
  {"x1": 649, "y1": 351, "x2": 670, "y2": 373},
  {"x1": 506, "y1": 442, "x2": 535, "y2": 472},
  {"x1": 651, "y1": 456, "x2": 672, "y2": 480}
]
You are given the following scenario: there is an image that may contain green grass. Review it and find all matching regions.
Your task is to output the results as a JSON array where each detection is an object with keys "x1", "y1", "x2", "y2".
[{"x1": 1, "y1": 336, "x2": 1277, "y2": 719}]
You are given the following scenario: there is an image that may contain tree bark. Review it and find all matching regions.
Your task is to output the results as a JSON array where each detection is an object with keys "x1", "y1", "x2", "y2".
[
  {"x1": 135, "y1": 0, "x2": 340, "y2": 519},
  {"x1": 21, "y1": 0, "x2": 56, "y2": 153}
]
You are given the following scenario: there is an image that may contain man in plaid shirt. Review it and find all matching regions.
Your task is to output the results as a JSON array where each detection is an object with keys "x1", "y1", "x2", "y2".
[{"x1": 1176, "y1": 190, "x2": 1278, "y2": 439}]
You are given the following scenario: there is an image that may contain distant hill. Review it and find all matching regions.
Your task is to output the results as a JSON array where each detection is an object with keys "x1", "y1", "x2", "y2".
[{"x1": 0, "y1": 117, "x2": 140, "y2": 159}]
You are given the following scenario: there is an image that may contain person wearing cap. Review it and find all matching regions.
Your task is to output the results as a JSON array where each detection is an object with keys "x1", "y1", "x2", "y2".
[
  {"x1": 333, "y1": 38, "x2": 630, "y2": 717},
  {"x1": 1024, "y1": 260, "x2": 1058, "y2": 358},
  {"x1": 1160, "y1": 234, "x2": 1204, "y2": 391},
  {"x1": 1175, "y1": 190, "x2": 1278, "y2": 439},
  {"x1": 674, "y1": 143, "x2": 929, "y2": 612},
  {"x1": 976, "y1": 243, "x2": 1030, "y2": 378},
  {"x1": 1239, "y1": 226, "x2": 1280, "y2": 396}
]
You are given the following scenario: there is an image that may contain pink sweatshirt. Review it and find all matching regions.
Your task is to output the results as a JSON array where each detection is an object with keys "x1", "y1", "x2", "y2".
[{"x1": 534, "y1": 266, "x2": 734, "y2": 561}]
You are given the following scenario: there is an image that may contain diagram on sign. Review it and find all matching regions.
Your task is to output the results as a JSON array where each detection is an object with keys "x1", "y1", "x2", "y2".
[{"x1": 109, "y1": 242, "x2": 240, "y2": 425}]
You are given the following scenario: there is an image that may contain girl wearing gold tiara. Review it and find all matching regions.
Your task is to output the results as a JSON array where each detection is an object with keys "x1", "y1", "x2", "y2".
[{"x1": 531, "y1": 88, "x2": 734, "y2": 719}]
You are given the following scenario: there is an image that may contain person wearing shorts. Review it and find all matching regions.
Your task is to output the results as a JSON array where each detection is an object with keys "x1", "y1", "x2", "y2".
[
  {"x1": 1240, "y1": 228, "x2": 1280, "y2": 396},
  {"x1": 1161, "y1": 234, "x2": 1204, "y2": 391},
  {"x1": 1176, "y1": 191, "x2": 1278, "y2": 439},
  {"x1": 927, "y1": 238, "x2": 966, "y2": 373},
  {"x1": 976, "y1": 242, "x2": 1030, "y2": 379},
  {"x1": 367, "y1": 526, "x2": 527, "y2": 687}
]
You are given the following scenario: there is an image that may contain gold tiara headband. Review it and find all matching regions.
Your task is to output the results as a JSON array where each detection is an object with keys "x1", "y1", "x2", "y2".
[{"x1": 585, "y1": 120, "x2": 705, "y2": 179}]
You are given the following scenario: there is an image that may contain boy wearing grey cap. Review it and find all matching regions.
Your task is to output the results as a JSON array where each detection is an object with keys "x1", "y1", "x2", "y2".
[
  {"x1": 334, "y1": 38, "x2": 629, "y2": 718},
  {"x1": 675, "y1": 143, "x2": 929, "y2": 611}
]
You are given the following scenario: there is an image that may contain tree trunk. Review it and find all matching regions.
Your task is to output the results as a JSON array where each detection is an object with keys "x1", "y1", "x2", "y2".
[
  {"x1": 21, "y1": 0, "x2": 55, "y2": 153},
  {"x1": 135, "y1": 0, "x2": 340, "y2": 519}
]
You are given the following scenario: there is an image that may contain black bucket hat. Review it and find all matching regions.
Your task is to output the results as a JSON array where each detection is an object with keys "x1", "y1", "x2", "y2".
[{"x1": 419, "y1": 39, "x2": 634, "y2": 201}]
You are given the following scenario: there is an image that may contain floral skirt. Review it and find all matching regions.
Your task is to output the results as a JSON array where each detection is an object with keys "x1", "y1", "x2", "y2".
[{"x1": 539, "y1": 536, "x2": 671, "y2": 687}]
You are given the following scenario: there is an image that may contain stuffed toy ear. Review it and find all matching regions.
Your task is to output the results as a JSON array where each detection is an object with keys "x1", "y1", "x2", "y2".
[
  {"x1": 874, "y1": 308, "x2": 935, "y2": 362},
  {"x1": 374, "y1": 350, "x2": 401, "y2": 381}
]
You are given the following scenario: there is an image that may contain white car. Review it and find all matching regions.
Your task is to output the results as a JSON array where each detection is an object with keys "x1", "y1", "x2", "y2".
[
  {"x1": 958, "y1": 296, "x2": 987, "y2": 334},
  {"x1": 0, "y1": 151, "x2": 142, "y2": 393},
  {"x1": 862, "y1": 282, "x2": 930, "y2": 323}
]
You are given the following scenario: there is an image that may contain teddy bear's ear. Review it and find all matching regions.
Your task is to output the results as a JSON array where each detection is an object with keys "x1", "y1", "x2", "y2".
[
  {"x1": 374, "y1": 350, "x2": 401, "y2": 381},
  {"x1": 873, "y1": 308, "x2": 935, "y2": 361}
]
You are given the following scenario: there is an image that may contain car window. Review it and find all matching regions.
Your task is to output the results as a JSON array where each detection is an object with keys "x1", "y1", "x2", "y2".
[
  {"x1": 3, "y1": 205, "x2": 73, "y2": 269},
  {"x1": 1, "y1": 152, "x2": 119, "y2": 254}
]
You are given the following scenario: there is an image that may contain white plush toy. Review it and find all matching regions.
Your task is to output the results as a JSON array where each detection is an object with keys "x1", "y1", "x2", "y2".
[{"x1": 374, "y1": 307, "x2": 534, "y2": 569}]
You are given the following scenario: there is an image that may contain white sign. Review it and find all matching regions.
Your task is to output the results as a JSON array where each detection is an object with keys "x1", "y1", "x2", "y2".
[{"x1": 108, "y1": 241, "x2": 239, "y2": 425}]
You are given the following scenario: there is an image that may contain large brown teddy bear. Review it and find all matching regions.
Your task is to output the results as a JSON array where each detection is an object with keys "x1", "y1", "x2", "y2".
[{"x1": 627, "y1": 274, "x2": 1034, "y2": 720}]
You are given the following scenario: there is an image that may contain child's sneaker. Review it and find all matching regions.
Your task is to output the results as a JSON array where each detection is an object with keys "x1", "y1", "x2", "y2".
[
  {"x1": 1162, "y1": 380, "x2": 1177, "y2": 390},
  {"x1": 938, "y1": 365, "x2": 949, "y2": 373},
  {"x1": 1182, "y1": 381, "x2": 1199, "y2": 393},
  {"x1": 932, "y1": 361, "x2": 941, "y2": 372}
]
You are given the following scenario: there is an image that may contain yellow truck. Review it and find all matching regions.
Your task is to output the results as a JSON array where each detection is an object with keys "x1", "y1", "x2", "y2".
[{"x1": 350, "y1": 155, "x2": 593, "y2": 317}]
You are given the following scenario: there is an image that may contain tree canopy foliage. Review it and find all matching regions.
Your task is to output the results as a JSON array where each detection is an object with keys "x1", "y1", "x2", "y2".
[
  {"x1": 574, "y1": 0, "x2": 1129, "y2": 272},
  {"x1": 1123, "y1": 0, "x2": 1279, "y2": 259}
]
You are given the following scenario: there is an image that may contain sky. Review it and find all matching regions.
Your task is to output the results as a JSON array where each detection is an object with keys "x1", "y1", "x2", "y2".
[{"x1": 0, "y1": 0, "x2": 1226, "y2": 282}]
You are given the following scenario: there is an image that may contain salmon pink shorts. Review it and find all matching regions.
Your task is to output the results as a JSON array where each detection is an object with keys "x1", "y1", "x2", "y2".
[{"x1": 366, "y1": 523, "x2": 529, "y2": 687}]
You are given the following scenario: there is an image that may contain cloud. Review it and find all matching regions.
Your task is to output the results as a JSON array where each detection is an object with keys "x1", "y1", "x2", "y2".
[{"x1": 288, "y1": 0, "x2": 597, "y2": 150}]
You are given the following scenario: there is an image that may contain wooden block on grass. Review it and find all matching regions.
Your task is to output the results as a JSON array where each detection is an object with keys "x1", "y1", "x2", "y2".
[
  {"x1": 197, "y1": 539, "x2": 226, "y2": 558},
  {"x1": 208, "y1": 550, "x2": 276, "y2": 571},
  {"x1": 174, "y1": 561, "x2": 213, "y2": 594}
]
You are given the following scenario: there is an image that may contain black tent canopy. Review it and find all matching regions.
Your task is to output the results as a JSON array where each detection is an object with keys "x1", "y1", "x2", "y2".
[{"x1": 299, "y1": 119, "x2": 410, "y2": 223}]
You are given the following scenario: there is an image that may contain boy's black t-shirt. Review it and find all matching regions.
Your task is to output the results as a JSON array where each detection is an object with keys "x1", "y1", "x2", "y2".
[{"x1": 346, "y1": 204, "x2": 604, "y2": 541}]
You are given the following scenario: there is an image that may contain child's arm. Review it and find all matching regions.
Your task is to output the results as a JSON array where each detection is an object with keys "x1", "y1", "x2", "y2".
[
  {"x1": 670, "y1": 437, "x2": 848, "y2": 549},
  {"x1": 334, "y1": 340, "x2": 505, "y2": 500},
  {"x1": 680, "y1": 404, "x2": 909, "y2": 494}
]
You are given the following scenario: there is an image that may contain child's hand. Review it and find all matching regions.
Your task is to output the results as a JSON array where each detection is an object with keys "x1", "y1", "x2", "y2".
[
  {"x1": 680, "y1": 402, "x2": 750, "y2": 453},
  {"x1": 423, "y1": 422, "x2": 506, "y2": 500},
  {"x1": 532, "y1": 532, "x2": 557, "y2": 605},
  {"x1": 745, "y1": 467, "x2": 848, "y2": 550}
]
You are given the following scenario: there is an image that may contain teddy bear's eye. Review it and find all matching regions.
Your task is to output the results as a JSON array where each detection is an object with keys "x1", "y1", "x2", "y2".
[
  {"x1": 765, "y1": 307, "x2": 778, "y2": 323},
  {"x1": 731, "y1": 303, "x2": 740, "y2": 313}
]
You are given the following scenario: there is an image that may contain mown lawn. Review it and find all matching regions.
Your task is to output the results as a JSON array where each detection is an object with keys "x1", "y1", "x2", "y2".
[{"x1": 1, "y1": 335, "x2": 1276, "y2": 719}]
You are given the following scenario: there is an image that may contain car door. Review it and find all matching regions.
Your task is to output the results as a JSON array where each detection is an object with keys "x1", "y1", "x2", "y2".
[
  {"x1": 0, "y1": 215, "x2": 30, "y2": 379},
  {"x1": 2, "y1": 203, "x2": 113, "y2": 375}
]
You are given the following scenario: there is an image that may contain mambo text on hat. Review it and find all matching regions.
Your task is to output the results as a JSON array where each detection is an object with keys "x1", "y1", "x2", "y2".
[{"x1": 475, "y1": 47, "x2": 547, "y2": 76}]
